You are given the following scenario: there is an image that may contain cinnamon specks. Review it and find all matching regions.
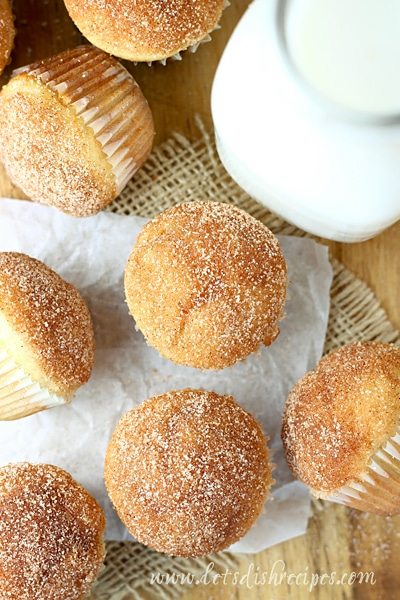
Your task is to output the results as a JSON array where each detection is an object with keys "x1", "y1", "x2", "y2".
[
  {"x1": 125, "y1": 201, "x2": 287, "y2": 369},
  {"x1": 68, "y1": 0, "x2": 225, "y2": 56},
  {"x1": 105, "y1": 389, "x2": 272, "y2": 556},
  {"x1": 0, "y1": 252, "x2": 94, "y2": 395},
  {"x1": 0, "y1": 463, "x2": 105, "y2": 600},
  {"x1": 282, "y1": 342, "x2": 400, "y2": 492}
]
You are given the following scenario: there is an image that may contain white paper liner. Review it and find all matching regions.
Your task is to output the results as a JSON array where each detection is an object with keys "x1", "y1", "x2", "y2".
[
  {"x1": 152, "y1": 33, "x2": 213, "y2": 66},
  {"x1": 144, "y1": 0, "x2": 230, "y2": 66},
  {"x1": 0, "y1": 348, "x2": 65, "y2": 421},
  {"x1": 0, "y1": 201, "x2": 333, "y2": 552},
  {"x1": 13, "y1": 46, "x2": 153, "y2": 194},
  {"x1": 321, "y1": 427, "x2": 400, "y2": 515}
]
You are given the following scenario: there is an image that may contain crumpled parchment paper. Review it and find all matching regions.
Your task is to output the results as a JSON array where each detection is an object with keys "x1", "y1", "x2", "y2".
[{"x1": 0, "y1": 200, "x2": 332, "y2": 553}]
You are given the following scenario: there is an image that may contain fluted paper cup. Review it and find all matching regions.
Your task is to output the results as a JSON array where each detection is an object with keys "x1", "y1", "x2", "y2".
[
  {"x1": 14, "y1": 45, "x2": 154, "y2": 194},
  {"x1": 0, "y1": 348, "x2": 65, "y2": 421},
  {"x1": 318, "y1": 426, "x2": 400, "y2": 516}
]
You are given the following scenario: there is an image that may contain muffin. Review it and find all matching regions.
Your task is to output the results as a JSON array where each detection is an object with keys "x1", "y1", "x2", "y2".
[
  {"x1": 125, "y1": 201, "x2": 287, "y2": 370},
  {"x1": 282, "y1": 341, "x2": 400, "y2": 516},
  {"x1": 0, "y1": 45, "x2": 154, "y2": 216},
  {"x1": 0, "y1": 0, "x2": 14, "y2": 76},
  {"x1": 105, "y1": 388, "x2": 272, "y2": 556},
  {"x1": 64, "y1": 0, "x2": 227, "y2": 64},
  {"x1": 0, "y1": 463, "x2": 105, "y2": 600},
  {"x1": 0, "y1": 252, "x2": 95, "y2": 420}
]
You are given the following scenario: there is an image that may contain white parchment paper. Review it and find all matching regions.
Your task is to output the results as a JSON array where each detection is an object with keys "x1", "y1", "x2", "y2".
[{"x1": 0, "y1": 200, "x2": 332, "y2": 553}]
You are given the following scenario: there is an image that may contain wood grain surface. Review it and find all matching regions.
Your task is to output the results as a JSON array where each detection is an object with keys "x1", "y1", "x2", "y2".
[{"x1": 1, "y1": 2, "x2": 399, "y2": 599}]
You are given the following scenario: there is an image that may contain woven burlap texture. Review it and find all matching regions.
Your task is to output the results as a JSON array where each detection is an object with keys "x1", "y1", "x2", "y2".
[{"x1": 91, "y1": 124, "x2": 400, "y2": 600}]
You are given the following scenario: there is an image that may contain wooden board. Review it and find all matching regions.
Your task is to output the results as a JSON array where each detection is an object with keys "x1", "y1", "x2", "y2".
[{"x1": 1, "y1": 2, "x2": 400, "y2": 599}]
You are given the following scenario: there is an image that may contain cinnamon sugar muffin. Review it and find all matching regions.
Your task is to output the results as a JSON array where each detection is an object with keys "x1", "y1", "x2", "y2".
[
  {"x1": 0, "y1": 45, "x2": 154, "y2": 216},
  {"x1": 0, "y1": 252, "x2": 95, "y2": 420},
  {"x1": 64, "y1": 0, "x2": 227, "y2": 63},
  {"x1": 282, "y1": 342, "x2": 400, "y2": 516},
  {"x1": 105, "y1": 389, "x2": 272, "y2": 556},
  {"x1": 0, "y1": 0, "x2": 14, "y2": 76},
  {"x1": 0, "y1": 463, "x2": 106, "y2": 600},
  {"x1": 125, "y1": 201, "x2": 287, "y2": 370}
]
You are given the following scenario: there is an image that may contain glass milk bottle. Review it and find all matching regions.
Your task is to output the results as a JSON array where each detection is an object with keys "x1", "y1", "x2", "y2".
[{"x1": 212, "y1": 0, "x2": 400, "y2": 242}]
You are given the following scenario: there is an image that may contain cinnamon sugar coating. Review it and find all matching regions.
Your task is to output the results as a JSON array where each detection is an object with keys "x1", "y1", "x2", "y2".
[
  {"x1": 0, "y1": 463, "x2": 106, "y2": 600},
  {"x1": 282, "y1": 342, "x2": 400, "y2": 493},
  {"x1": 0, "y1": 73, "x2": 115, "y2": 216},
  {"x1": 105, "y1": 389, "x2": 272, "y2": 557},
  {"x1": 125, "y1": 201, "x2": 287, "y2": 370},
  {"x1": 0, "y1": 0, "x2": 14, "y2": 76},
  {"x1": 0, "y1": 253, "x2": 94, "y2": 397},
  {"x1": 0, "y1": 46, "x2": 154, "y2": 216},
  {"x1": 64, "y1": 0, "x2": 226, "y2": 62}
]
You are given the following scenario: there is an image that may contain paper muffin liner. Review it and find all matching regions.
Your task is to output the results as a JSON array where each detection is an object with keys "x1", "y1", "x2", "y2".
[
  {"x1": 142, "y1": 0, "x2": 230, "y2": 66},
  {"x1": 319, "y1": 426, "x2": 400, "y2": 515},
  {"x1": 0, "y1": 348, "x2": 65, "y2": 421},
  {"x1": 14, "y1": 45, "x2": 154, "y2": 194}
]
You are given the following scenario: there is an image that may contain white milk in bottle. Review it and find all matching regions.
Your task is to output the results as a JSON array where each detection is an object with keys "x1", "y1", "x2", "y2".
[
  {"x1": 286, "y1": 0, "x2": 400, "y2": 117},
  {"x1": 212, "y1": 0, "x2": 400, "y2": 241}
]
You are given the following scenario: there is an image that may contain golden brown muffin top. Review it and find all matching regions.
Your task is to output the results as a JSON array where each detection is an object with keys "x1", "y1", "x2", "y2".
[
  {"x1": 125, "y1": 201, "x2": 287, "y2": 370},
  {"x1": 0, "y1": 0, "x2": 14, "y2": 76},
  {"x1": 282, "y1": 342, "x2": 400, "y2": 493},
  {"x1": 0, "y1": 463, "x2": 106, "y2": 600},
  {"x1": 105, "y1": 389, "x2": 272, "y2": 556},
  {"x1": 0, "y1": 252, "x2": 94, "y2": 397},
  {"x1": 64, "y1": 0, "x2": 226, "y2": 61},
  {"x1": 0, "y1": 67, "x2": 116, "y2": 216}
]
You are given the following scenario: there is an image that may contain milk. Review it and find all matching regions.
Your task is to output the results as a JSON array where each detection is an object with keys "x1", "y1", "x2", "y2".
[
  {"x1": 211, "y1": 0, "x2": 400, "y2": 242},
  {"x1": 285, "y1": 0, "x2": 400, "y2": 116}
]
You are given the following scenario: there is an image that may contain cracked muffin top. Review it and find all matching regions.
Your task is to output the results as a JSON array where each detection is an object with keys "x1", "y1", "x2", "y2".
[{"x1": 124, "y1": 201, "x2": 287, "y2": 369}]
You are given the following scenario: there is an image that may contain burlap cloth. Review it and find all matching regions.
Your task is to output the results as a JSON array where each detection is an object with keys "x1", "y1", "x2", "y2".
[{"x1": 90, "y1": 123, "x2": 400, "y2": 600}]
